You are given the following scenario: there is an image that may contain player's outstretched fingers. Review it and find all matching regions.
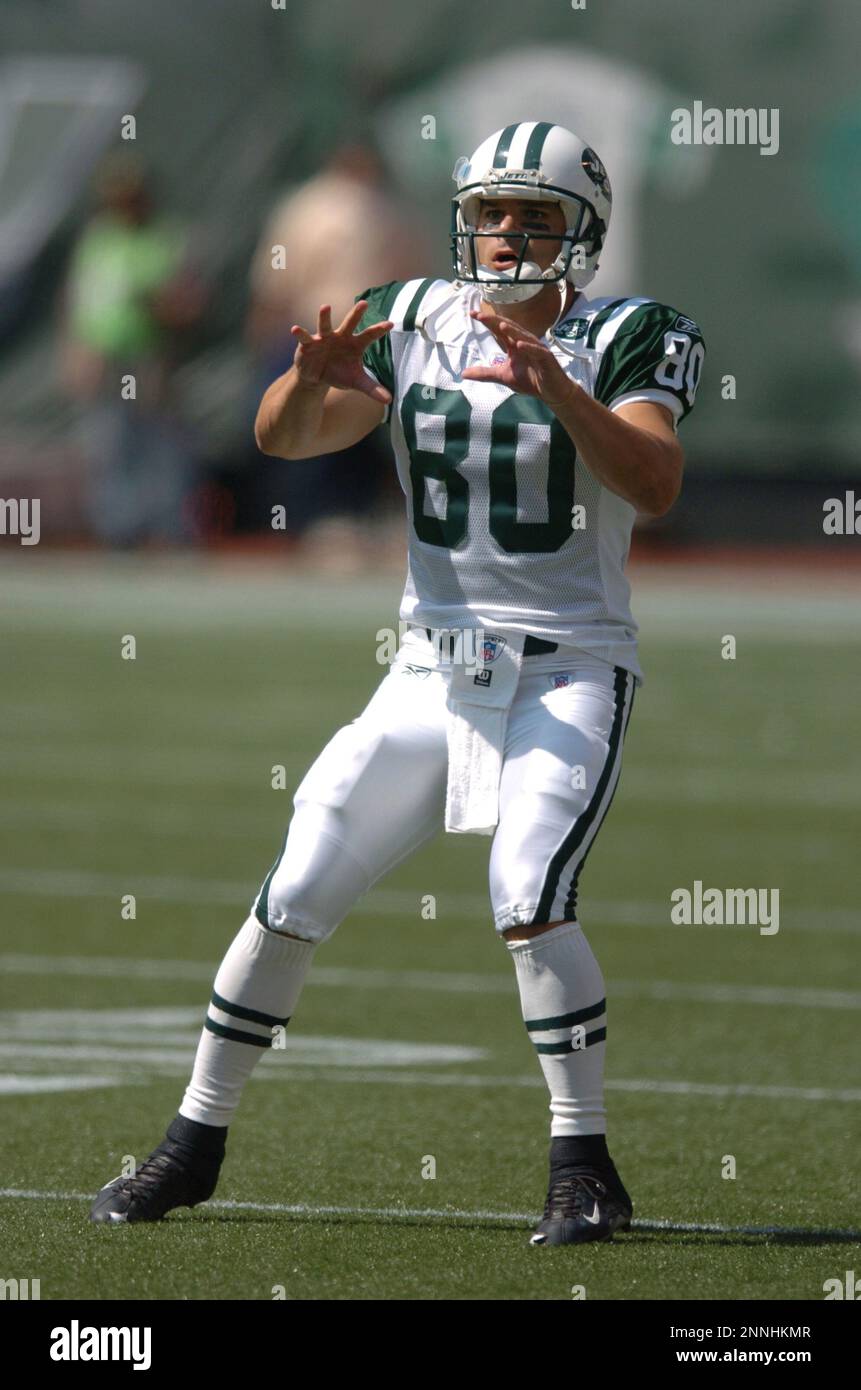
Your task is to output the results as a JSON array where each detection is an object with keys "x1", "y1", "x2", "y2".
[
  {"x1": 470, "y1": 307, "x2": 512, "y2": 351},
  {"x1": 354, "y1": 372, "x2": 393, "y2": 406},
  {"x1": 515, "y1": 338, "x2": 546, "y2": 356},
  {"x1": 317, "y1": 304, "x2": 333, "y2": 335},
  {"x1": 291, "y1": 323, "x2": 316, "y2": 345},
  {"x1": 356, "y1": 319, "x2": 394, "y2": 346},
  {"x1": 337, "y1": 300, "x2": 370, "y2": 334},
  {"x1": 461, "y1": 364, "x2": 502, "y2": 382}
]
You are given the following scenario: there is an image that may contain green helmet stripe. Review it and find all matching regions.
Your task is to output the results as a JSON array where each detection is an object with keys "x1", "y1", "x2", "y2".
[
  {"x1": 492, "y1": 123, "x2": 520, "y2": 168},
  {"x1": 523, "y1": 121, "x2": 554, "y2": 169}
]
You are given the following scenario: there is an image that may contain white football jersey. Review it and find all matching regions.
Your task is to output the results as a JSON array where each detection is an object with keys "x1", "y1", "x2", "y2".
[{"x1": 356, "y1": 278, "x2": 705, "y2": 681}]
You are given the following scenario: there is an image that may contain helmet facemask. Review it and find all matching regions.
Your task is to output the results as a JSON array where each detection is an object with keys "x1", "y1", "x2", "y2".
[{"x1": 450, "y1": 183, "x2": 603, "y2": 304}]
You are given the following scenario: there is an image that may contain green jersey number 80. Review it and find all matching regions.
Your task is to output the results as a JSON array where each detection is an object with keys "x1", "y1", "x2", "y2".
[{"x1": 400, "y1": 383, "x2": 576, "y2": 555}]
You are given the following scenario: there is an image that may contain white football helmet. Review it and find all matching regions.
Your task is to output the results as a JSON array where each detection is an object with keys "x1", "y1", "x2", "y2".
[{"x1": 450, "y1": 121, "x2": 612, "y2": 310}]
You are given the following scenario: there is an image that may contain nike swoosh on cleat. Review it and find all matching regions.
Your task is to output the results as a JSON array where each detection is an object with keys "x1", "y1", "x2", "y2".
[{"x1": 583, "y1": 1202, "x2": 601, "y2": 1224}]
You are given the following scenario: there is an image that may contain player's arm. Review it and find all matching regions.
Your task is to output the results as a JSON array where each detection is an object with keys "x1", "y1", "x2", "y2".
[
  {"x1": 254, "y1": 301, "x2": 391, "y2": 460},
  {"x1": 465, "y1": 302, "x2": 704, "y2": 517},
  {"x1": 545, "y1": 392, "x2": 683, "y2": 517}
]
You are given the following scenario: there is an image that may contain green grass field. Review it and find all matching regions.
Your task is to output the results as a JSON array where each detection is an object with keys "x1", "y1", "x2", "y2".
[{"x1": 1, "y1": 554, "x2": 859, "y2": 1301}]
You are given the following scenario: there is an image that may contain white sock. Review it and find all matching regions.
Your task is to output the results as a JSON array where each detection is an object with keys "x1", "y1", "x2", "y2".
[
  {"x1": 506, "y1": 921, "x2": 608, "y2": 1137},
  {"x1": 179, "y1": 915, "x2": 315, "y2": 1127}
]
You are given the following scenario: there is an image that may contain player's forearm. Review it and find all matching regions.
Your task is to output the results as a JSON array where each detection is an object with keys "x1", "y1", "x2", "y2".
[
  {"x1": 549, "y1": 385, "x2": 682, "y2": 517},
  {"x1": 254, "y1": 366, "x2": 328, "y2": 458}
]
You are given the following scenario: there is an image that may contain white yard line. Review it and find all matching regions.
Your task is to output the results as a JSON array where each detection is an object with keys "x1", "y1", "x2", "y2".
[
  {"x1": 2, "y1": 952, "x2": 860, "y2": 1008},
  {"x1": 0, "y1": 871, "x2": 858, "y2": 932},
  {"x1": 0, "y1": 1051, "x2": 858, "y2": 1104},
  {"x1": 0, "y1": 1075, "x2": 125, "y2": 1094},
  {"x1": 3, "y1": 749, "x2": 861, "y2": 806},
  {"x1": 0, "y1": 1186, "x2": 858, "y2": 1240}
]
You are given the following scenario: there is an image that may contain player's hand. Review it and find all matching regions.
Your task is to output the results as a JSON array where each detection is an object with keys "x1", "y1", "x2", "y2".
[
  {"x1": 463, "y1": 308, "x2": 578, "y2": 409},
  {"x1": 291, "y1": 301, "x2": 393, "y2": 405}
]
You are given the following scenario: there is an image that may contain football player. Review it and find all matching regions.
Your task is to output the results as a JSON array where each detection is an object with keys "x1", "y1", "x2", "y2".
[{"x1": 91, "y1": 121, "x2": 704, "y2": 1244}]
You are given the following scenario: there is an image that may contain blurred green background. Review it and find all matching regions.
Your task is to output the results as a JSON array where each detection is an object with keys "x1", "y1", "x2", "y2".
[{"x1": 1, "y1": 0, "x2": 860, "y2": 546}]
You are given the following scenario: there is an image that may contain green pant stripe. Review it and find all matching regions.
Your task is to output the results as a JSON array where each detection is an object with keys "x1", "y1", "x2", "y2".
[{"x1": 254, "y1": 830, "x2": 288, "y2": 929}]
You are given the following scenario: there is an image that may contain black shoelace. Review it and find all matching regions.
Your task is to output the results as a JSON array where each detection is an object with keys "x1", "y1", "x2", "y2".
[
  {"x1": 544, "y1": 1173, "x2": 610, "y2": 1220},
  {"x1": 123, "y1": 1153, "x2": 184, "y2": 1190}
]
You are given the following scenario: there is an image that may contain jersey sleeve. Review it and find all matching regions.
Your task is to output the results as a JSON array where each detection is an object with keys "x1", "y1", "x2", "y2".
[
  {"x1": 353, "y1": 281, "x2": 403, "y2": 425},
  {"x1": 593, "y1": 302, "x2": 705, "y2": 430}
]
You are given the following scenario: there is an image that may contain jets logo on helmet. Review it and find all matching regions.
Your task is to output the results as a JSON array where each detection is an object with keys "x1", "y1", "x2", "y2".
[
  {"x1": 581, "y1": 146, "x2": 611, "y2": 199},
  {"x1": 450, "y1": 121, "x2": 612, "y2": 313}
]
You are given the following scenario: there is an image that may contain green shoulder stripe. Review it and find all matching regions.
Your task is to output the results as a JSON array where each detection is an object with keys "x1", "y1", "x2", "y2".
[
  {"x1": 585, "y1": 299, "x2": 627, "y2": 349},
  {"x1": 354, "y1": 281, "x2": 404, "y2": 402},
  {"x1": 402, "y1": 278, "x2": 436, "y2": 332}
]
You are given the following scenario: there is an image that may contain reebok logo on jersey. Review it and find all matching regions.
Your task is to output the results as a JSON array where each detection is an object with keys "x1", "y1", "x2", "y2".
[
  {"x1": 403, "y1": 664, "x2": 432, "y2": 679},
  {"x1": 674, "y1": 314, "x2": 700, "y2": 334}
]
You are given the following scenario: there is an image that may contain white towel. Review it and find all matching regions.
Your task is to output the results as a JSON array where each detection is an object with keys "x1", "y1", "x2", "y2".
[{"x1": 443, "y1": 629, "x2": 525, "y2": 834}]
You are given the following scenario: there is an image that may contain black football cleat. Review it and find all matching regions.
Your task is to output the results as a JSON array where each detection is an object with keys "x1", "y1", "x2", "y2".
[
  {"x1": 89, "y1": 1138, "x2": 222, "y2": 1225},
  {"x1": 530, "y1": 1171, "x2": 633, "y2": 1246}
]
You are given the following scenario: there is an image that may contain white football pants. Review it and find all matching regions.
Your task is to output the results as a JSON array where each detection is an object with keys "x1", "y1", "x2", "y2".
[{"x1": 253, "y1": 628, "x2": 636, "y2": 942}]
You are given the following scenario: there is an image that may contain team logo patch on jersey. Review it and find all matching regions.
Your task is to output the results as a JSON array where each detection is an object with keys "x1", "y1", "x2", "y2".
[
  {"x1": 481, "y1": 635, "x2": 507, "y2": 664},
  {"x1": 553, "y1": 318, "x2": 588, "y2": 341},
  {"x1": 674, "y1": 314, "x2": 701, "y2": 334},
  {"x1": 549, "y1": 672, "x2": 572, "y2": 689}
]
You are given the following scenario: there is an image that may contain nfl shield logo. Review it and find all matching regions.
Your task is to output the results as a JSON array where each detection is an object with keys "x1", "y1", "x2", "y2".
[
  {"x1": 550, "y1": 673, "x2": 572, "y2": 689},
  {"x1": 481, "y1": 634, "x2": 506, "y2": 664}
]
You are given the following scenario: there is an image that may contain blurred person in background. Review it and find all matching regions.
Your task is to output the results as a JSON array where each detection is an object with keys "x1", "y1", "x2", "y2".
[
  {"x1": 58, "y1": 154, "x2": 207, "y2": 547},
  {"x1": 244, "y1": 138, "x2": 432, "y2": 567}
]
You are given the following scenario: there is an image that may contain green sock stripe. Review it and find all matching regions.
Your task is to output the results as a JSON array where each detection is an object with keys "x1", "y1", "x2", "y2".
[
  {"x1": 525, "y1": 998, "x2": 606, "y2": 1033},
  {"x1": 204, "y1": 1017, "x2": 275, "y2": 1048},
  {"x1": 534, "y1": 1026, "x2": 607, "y2": 1055},
  {"x1": 211, "y1": 989, "x2": 289, "y2": 1029}
]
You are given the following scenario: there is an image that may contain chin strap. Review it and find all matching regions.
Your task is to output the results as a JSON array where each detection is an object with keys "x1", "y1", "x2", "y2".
[{"x1": 420, "y1": 278, "x2": 581, "y2": 349}]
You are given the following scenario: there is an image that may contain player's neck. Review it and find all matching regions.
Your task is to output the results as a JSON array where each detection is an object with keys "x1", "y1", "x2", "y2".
[{"x1": 480, "y1": 282, "x2": 578, "y2": 340}]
